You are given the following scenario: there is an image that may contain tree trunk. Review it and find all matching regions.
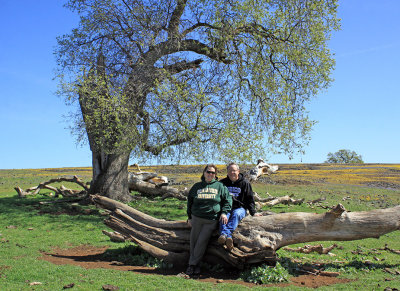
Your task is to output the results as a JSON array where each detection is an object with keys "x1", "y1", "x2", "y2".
[
  {"x1": 91, "y1": 195, "x2": 400, "y2": 268},
  {"x1": 89, "y1": 151, "x2": 133, "y2": 202}
]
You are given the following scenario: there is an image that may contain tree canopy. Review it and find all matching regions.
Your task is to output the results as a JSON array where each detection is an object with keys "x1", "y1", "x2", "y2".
[
  {"x1": 55, "y1": 0, "x2": 339, "y2": 165},
  {"x1": 325, "y1": 149, "x2": 364, "y2": 164}
]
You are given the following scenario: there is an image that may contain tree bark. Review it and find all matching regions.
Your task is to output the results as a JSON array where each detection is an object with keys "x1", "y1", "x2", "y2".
[
  {"x1": 235, "y1": 204, "x2": 400, "y2": 251},
  {"x1": 91, "y1": 195, "x2": 400, "y2": 268},
  {"x1": 89, "y1": 151, "x2": 133, "y2": 202}
]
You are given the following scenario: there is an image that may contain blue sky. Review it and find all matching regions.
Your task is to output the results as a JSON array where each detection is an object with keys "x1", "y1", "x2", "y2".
[{"x1": 0, "y1": 0, "x2": 399, "y2": 169}]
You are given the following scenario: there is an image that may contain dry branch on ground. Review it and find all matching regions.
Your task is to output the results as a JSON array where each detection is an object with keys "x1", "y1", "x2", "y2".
[
  {"x1": 283, "y1": 244, "x2": 339, "y2": 254},
  {"x1": 14, "y1": 176, "x2": 89, "y2": 198}
]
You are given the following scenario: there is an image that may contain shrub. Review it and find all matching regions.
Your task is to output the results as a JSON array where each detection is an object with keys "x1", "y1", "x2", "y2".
[{"x1": 240, "y1": 262, "x2": 289, "y2": 284}]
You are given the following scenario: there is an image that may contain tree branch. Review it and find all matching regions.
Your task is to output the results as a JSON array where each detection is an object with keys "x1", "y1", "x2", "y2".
[
  {"x1": 167, "y1": 0, "x2": 187, "y2": 37},
  {"x1": 162, "y1": 58, "x2": 203, "y2": 74}
]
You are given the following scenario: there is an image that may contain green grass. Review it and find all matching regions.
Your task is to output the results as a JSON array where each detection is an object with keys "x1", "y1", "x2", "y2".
[{"x1": 0, "y1": 165, "x2": 399, "y2": 290}]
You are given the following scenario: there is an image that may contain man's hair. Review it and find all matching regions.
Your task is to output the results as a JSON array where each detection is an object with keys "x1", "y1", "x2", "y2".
[{"x1": 227, "y1": 162, "x2": 239, "y2": 171}]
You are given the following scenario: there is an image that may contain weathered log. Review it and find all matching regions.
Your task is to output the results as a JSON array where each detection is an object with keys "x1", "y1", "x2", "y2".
[
  {"x1": 102, "y1": 230, "x2": 126, "y2": 242},
  {"x1": 91, "y1": 194, "x2": 400, "y2": 268},
  {"x1": 261, "y1": 195, "x2": 304, "y2": 207},
  {"x1": 234, "y1": 204, "x2": 400, "y2": 251},
  {"x1": 247, "y1": 159, "x2": 279, "y2": 182},
  {"x1": 253, "y1": 192, "x2": 275, "y2": 203},
  {"x1": 128, "y1": 172, "x2": 187, "y2": 199},
  {"x1": 128, "y1": 179, "x2": 186, "y2": 198},
  {"x1": 15, "y1": 176, "x2": 89, "y2": 198},
  {"x1": 308, "y1": 197, "x2": 327, "y2": 205},
  {"x1": 283, "y1": 244, "x2": 338, "y2": 254}
]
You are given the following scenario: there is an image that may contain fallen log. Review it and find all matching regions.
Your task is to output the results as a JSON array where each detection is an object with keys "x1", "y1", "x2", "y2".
[
  {"x1": 128, "y1": 179, "x2": 187, "y2": 199},
  {"x1": 247, "y1": 159, "x2": 279, "y2": 182},
  {"x1": 283, "y1": 244, "x2": 339, "y2": 254},
  {"x1": 91, "y1": 194, "x2": 400, "y2": 268},
  {"x1": 259, "y1": 195, "x2": 304, "y2": 207},
  {"x1": 15, "y1": 176, "x2": 89, "y2": 198}
]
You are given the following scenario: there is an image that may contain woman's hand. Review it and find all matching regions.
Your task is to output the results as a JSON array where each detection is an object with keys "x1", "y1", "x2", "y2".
[
  {"x1": 220, "y1": 214, "x2": 228, "y2": 224},
  {"x1": 187, "y1": 219, "x2": 192, "y2": 227}
]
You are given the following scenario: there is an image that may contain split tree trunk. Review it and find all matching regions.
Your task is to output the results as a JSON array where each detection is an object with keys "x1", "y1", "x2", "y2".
[
  {"x1": 89, "y1": 151, "x2": 133, "y2": 203},
  {"x1": 91, "y1": 195, "x2": 400, "y2": 268}
]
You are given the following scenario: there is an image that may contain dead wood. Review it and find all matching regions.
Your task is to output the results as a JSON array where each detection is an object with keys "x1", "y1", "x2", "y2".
[
  {"x1": 91, "y1": 194, "x2": 400, "y2": 268},
  {"x1": 255, "y1": 195, "x2": 304, "y2": 209},
  {"x1": 254, "y1": 193, "x2": 307, "y2": 209},
  {"x1": 128, "y1": 171, "x2": 188, "y2": 200},
  {"x1": 247, "y1": 159, "x2": 279, "y2": 182},
  {"x1": 379, "y1": 244, "x2": 400, "y2": 255},
  {"x1": 15, "y1": 176, "x2": 89, "y2": 198},
  {"x1": 128, "y1": 179, "x2": 187, "y2": 199},
  {"x1": 302, "y1": 268, "x2": 340, "y2": 277},
  {"x1": 307, "y1": 197, "x2": 327, "y2": 205},
  {"x1": 263, "y1": 195, "x2": 304, "y2": 207},
  {"x1": 253, "y1": 192, "x2": 275, "y2": 203},
  {"x1": 283, "y1": 244, "x2": 339, "y2": 254},
  {"x1": 102, "y1": 230, "x2": 126, "y2": 242}
]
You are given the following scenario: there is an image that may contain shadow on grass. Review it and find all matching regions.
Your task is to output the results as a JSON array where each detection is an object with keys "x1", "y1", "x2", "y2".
[
  {"x1": 278, "y1": 257, "x2": 400, "y2": 277},
  {"x1": 0, "y1": 195, "x2": 105, "y2": 224}
]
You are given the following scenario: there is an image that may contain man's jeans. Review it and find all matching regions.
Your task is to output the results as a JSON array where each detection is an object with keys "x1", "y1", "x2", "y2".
[{"x1": 219, "y1": 207, "x2": 246, "y2": 238}]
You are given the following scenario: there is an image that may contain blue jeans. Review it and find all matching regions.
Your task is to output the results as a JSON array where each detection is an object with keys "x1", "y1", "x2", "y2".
[{"x1": 219, "y1": 207, "x2": 246, "y2": 238}]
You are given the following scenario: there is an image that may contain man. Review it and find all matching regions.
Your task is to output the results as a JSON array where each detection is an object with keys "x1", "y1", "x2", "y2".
[{"x1": 218, "y1": 162, "x2": 261, "y2": 250}]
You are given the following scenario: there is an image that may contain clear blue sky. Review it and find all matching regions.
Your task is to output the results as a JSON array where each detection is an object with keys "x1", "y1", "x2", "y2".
[{"x1": 1, "y1": 0, "x2": 399, "y2": 169}]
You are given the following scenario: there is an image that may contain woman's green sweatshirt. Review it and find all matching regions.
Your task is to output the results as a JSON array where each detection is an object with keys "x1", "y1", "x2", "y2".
[{"x1": 187, "y1": 178, "x2": 232, "y2": 220}]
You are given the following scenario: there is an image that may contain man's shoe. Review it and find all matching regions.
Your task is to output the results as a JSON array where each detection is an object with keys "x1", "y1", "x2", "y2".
[
  {"x1": 185, "y1": 265, "x2": 195, "y2": 275},
  {"x1": 194, "y1": 265, "x2": 201, "y2": 275},
  {"x1": 217, "y1": 235, "x2": 227, "y2": 245},
  {"x1": 226, "y1": 237, "x2": 234, "y2": 250}
]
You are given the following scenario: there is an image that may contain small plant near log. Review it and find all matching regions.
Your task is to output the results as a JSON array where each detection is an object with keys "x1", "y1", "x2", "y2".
[{"x1": 240, "y1": 262, "x2": 289, "y2": 284}]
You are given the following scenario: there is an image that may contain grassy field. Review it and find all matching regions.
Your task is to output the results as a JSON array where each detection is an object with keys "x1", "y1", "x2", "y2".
[{"x1": 0, "y1": 164, "x2": 399, "y2": 290}]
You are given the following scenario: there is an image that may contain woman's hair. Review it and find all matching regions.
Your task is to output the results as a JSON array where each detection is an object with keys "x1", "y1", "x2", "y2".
[{"x1": 201, "y1": 163, "x2": 218, "y2": 180}]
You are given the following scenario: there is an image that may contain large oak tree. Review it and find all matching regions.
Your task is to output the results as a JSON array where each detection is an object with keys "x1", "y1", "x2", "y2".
[{"x1": 55, "y1": 0, "x2": 339, "y2": 201}]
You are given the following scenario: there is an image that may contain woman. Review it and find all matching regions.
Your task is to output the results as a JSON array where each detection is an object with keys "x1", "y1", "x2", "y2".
[{"x1": 186, "y1": 164, "x2": 232, "y2": 276}]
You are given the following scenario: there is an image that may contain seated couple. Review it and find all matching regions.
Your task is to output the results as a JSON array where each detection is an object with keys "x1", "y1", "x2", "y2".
[{"x1": 186, "y1": 162, "x2": 261, "y2": 276}]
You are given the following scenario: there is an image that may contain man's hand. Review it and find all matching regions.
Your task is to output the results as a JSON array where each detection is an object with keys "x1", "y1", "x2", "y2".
[
  {"x1": 220, "y1": 214, "x2": 228, "y2": 224},
  {"x1": 187, "y1": 219, "x2": 192, "y2": 227},
  {"x1": 254, "y1": 213, "x2": 262, "y2": 217}
]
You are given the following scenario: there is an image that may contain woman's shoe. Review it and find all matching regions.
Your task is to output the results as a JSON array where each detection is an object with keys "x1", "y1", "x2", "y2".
[
  {"x1": 185, "y1": 265, "x2": 195, "y2": 275},
  {"x1": 194, "y1": 265, "x2": 201, "y2": 275}
]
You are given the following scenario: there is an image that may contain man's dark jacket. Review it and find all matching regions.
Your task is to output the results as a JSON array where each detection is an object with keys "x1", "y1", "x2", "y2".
[{"x1": 220, "y1": 173, "x2": 256, "y2": 216}]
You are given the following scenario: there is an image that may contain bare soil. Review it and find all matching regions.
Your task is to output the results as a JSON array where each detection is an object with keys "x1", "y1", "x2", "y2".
[{"x1": 39, "y1": 245, "x2": 353, "y2": 288}]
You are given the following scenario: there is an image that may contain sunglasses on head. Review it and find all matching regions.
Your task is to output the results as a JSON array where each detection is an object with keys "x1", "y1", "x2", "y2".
[{"x1": 206, "y1": 170, "x2": 216, "y2": 174}]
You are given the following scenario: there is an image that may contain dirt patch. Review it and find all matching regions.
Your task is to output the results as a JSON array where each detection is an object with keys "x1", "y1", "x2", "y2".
[{"x1": 39, "y1": 245, "x2": 353, "y2": 288}]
